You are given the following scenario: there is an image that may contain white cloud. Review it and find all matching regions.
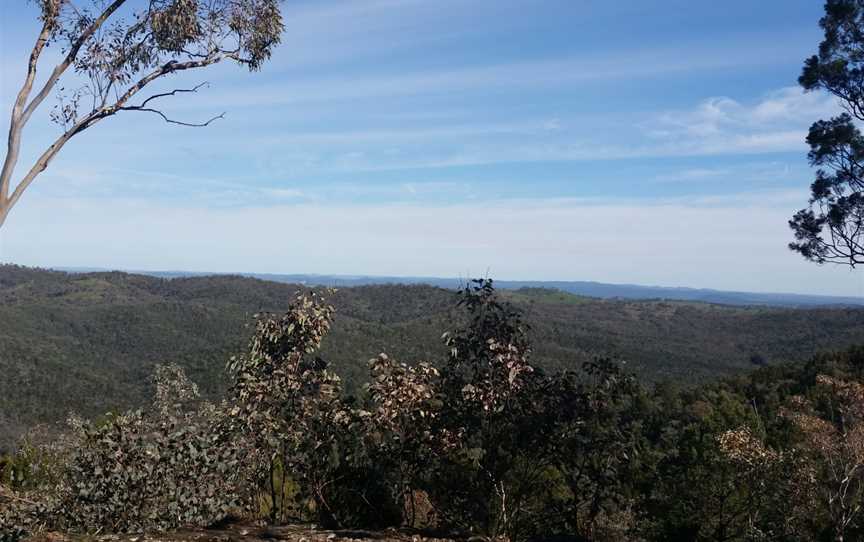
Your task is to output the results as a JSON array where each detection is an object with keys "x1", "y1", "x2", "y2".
[
  {"x1": 244, "y1": 122, "x2": 535, "y2": 146},
  {"x1": 259, "y1": 188, "x2": 305, "y2": 200},
  {"x1": 653, "y1": 161, "x2": 801, "y2": 186},
  {"x1": 751, "y1": 87, "x2": 841, "y2": 123},
  {"x1": 178, "y1": 42, "x2": 809, "y2": 112},
  {"x1": 543, "y1": 118, "x2": 563, "y2": 131},
  {"x1": 159, "y1": 87, "x2": 842, "y2": 174},
  {"x1": 655, "y1": 168, "x2": 731, "y2": 183},
  {"x1": 2, "y1": 191, "x2": 862, "y2": 297},
  {"x1": 644, "y1": 87, "x2": 843, "y2": 155},
  {"x1": 1, "y1": 88, "x2": 832, "y2": 200}
]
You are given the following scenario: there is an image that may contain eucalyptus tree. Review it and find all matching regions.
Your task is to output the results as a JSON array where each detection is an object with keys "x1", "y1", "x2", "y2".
[{"x1": 0, "y1": 0, "x2": 284, "y2": 228}]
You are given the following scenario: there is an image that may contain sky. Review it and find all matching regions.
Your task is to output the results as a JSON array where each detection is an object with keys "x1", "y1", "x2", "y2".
[{"x1": 1, "y1": 0, "x2": 863, "y2": 297}]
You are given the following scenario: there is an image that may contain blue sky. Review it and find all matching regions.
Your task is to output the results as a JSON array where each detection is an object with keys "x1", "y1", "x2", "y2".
[{"x1": 1, "y1": 0, "x2": 863, "y2": 296}]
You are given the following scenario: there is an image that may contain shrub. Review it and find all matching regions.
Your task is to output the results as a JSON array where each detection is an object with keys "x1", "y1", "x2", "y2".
[
  {"x1": 364, "y1": 353, "x2": 443, "y2": 527},
  {"x1": 225, "y1": 291, "x2": 401, "y2": 527},
  {"x1": 9, "y1": 278, "x2": 864, "y2": 542},
  {"x1": 0, "y1": 364, "x2": 248, "y2": 535}
]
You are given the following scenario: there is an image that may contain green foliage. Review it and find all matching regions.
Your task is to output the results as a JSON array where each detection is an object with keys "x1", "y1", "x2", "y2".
[
  {"x1": 4, "y1": 265, "x2": 864, "y2": 450},
  {"x1": 4, "y1": 272, "x2": 864, "y2": 541},
  {"x1": 412, "y1": 280, "x2": 644, "y2": 540},
  {"x1": 226, "y1": 292, "x2": 399, "y2": 528},
  {"x1": 790, "y1": 0, "x2": 864, "y2": 266},
  {"x1": 0, "y1": 365, "x2": 249, "y2": 536},
  {"x1": 364, "y1": 353, "x2": 443, "y2": 528}
]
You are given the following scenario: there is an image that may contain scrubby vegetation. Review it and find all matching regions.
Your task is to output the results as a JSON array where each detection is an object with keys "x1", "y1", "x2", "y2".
[
  {"x1": 3, "y1": 279, "x2": 864, "y2": 541},
  {"x1": 3, "y1": 265, "x2": 864, "y2": 449}
]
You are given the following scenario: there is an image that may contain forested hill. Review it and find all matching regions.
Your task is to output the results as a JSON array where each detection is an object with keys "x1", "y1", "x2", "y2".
[
  {"x1": 64, "y1": 268, "x2": 864, "y2": 307},
  {"x1": 2, "y1": 264, "x2": 864, "y2": 448}
]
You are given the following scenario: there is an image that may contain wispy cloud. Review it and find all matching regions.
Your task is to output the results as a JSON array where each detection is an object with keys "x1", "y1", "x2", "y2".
[
  {"x1": 652, "y1": 161, "x2": 799, "y2": 186},
  {"x1": 185, "y1": 44, "x2": 808, "y2": 111},
  {"x1": 12, "y1": 86, "x2": 832, "y2": 204},
  {"x1": 3, "y1": 189, "x2": 861, "y2": 296},
  {"x1": 642, "y1": 86, "x2": 842, "y2": 155},
  {"x1": 259, "y1": 188, "x2": 306, "y2": 200},
  {"x1": 1, "y1": 0, "x2": 844, "y2": 297},
  {"x1": 210, "y1": 87, "x2": 842, "y2": 172},
  {"x1": 654, "y1": 168, "x2": 732, "y2": 183}
]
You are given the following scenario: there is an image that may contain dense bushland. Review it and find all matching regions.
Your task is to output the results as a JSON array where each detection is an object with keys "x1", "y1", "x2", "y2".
[
  {"x1": 3, "y1": 280, "x2": 864, "y2": 541},
  {"x1": 4, "y1": 265, "x2": 864, "y2": 450}
]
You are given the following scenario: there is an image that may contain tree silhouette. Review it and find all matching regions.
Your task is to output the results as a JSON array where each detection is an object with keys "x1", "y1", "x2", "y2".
[{"x1": 790, "y1": 0, "x2": 864, "y2": 267}]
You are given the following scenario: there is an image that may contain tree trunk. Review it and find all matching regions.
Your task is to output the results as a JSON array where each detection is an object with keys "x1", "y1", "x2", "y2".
[{"x1": 0, "y1": 200, "x2": 8, "y2": 230}]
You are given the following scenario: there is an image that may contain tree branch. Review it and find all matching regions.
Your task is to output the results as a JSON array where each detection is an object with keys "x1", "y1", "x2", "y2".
[
  {"x1": 19, "y1": 0, "x2": 128, "y2": 128},
  {"x1": 1, "y1": 0, "x2": 128, "y2": 228},
  {"x1": 137, "y1": 82, "x2": 211, "y2": 109},
  {"x1": 0, "y1": 15, "x2": 54, "y2": 205},
  {"x1": 119, "y1": 107, "x2": 225, "y2": 127},
  {"x1": 0, "y1": 0, "x2": 282, "y2": 229},
  {"x1": 118, "y1": 82, "x2": 224, "y2": 126},
  {"x1": 111, "y1": 56, "x2": 225, "y2": 109},
  {"x1": 6, "y1": 126, "x2": 78, "y2": 216},
  {"x1": 5, "y1": 56, "x2": 226, "y2": 225}
]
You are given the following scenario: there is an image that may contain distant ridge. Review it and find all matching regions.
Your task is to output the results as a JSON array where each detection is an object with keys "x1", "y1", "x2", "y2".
[
  {"x1": 57, "y1": 267, "x2": 863, "y2": 308},
  {"x1": 4, "y1": 264, "x2": 864, "y2": 446}
]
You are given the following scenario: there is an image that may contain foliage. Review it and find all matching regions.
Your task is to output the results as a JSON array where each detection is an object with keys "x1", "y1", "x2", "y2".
[
  {"x1": 790, "y1": 0, "x2": 864, "y2": 266},
  {"x1": 430, "y1": 280, "x2": 543, "y2": 537},
  {"x1": 226, "y1": 292, "x2": 399, "y2": 528},
  {"x1": 422, "y1": 280, "x2": 644, "y2": 540},
  {"x1": 541, "y1": 360, "x2": 645, "y2": 539},
  {"x1": 783, "y1": 375, "x2": 864, "y2": 540},
  {"x1": 1, "y1": 0, "x2": 286, "y2": 227},
  {"x1": 7, "y1": 265, "x2": 864, "y2": 450},
  {"x1": 364, "y1": 353, "x2": 443, "y2": 527},
  {"x1": 4, "y1": 276, "x2": 864, "y2": 542},
  {"x1": 1, "y1": 364, "x2": 248, "y2": 535}
]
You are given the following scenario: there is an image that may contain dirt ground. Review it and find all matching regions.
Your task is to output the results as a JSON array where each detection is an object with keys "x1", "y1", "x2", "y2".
[{"x1": 24, "y1": 523, "x2": 460, "y2": 542}]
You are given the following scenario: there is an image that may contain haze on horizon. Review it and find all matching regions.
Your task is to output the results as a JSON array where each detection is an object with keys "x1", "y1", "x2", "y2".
[{"x1": 0, "y1": 0, "x2": 862, "y2": 298}]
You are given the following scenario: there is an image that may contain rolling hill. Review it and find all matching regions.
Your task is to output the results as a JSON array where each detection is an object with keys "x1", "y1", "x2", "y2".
[
  {"x1": 60, "y1": 268, "x2": 864, "y2": 307},
  {"x1": 2, "y1": 264, "x2": 864, "y2": 449}
]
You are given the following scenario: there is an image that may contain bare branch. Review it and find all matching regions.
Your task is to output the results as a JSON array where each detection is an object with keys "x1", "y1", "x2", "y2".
[
  {"x1": 137, "y1": 82, "x2": 211, "y2": 109},
  {"x1": 0, "y1": 484, "x2": 39, "y2": 506},
  {"x1": 112, "y1": 56, "x2": 225, "y2": 109},
  {"x1": 117, "y1": 82, "x2": 223, "y2": 126},
  {"x1": 4, "y1": 56, "x2": 226, "y2": 226},
  {"x1": 119, "y1": 107, "x2": 225, "y2": 127},
  {"x1": 6, "y1": 118, "x2": 86, "y2": 215}
]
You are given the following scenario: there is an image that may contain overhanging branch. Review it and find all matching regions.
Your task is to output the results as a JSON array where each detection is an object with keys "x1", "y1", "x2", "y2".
[
  {"x1": 119, "y1": 107, "x2": 225, "y2": 127},
  {"x1": 118, "y1": 82, "x2": 224, "y2": 127},
  {"x1": 138, "y1": 82, "x2": 211, "y2": 108}
]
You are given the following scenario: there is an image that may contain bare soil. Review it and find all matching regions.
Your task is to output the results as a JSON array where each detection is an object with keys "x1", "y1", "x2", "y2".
[{"x1": 25, "y1": 523, "x2": 457, "y2": 542}]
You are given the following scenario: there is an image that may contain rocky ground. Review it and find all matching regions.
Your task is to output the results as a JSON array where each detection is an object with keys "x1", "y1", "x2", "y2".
[{"x1": 24, "y1": 524, "x2": 459, "y2": 542}]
